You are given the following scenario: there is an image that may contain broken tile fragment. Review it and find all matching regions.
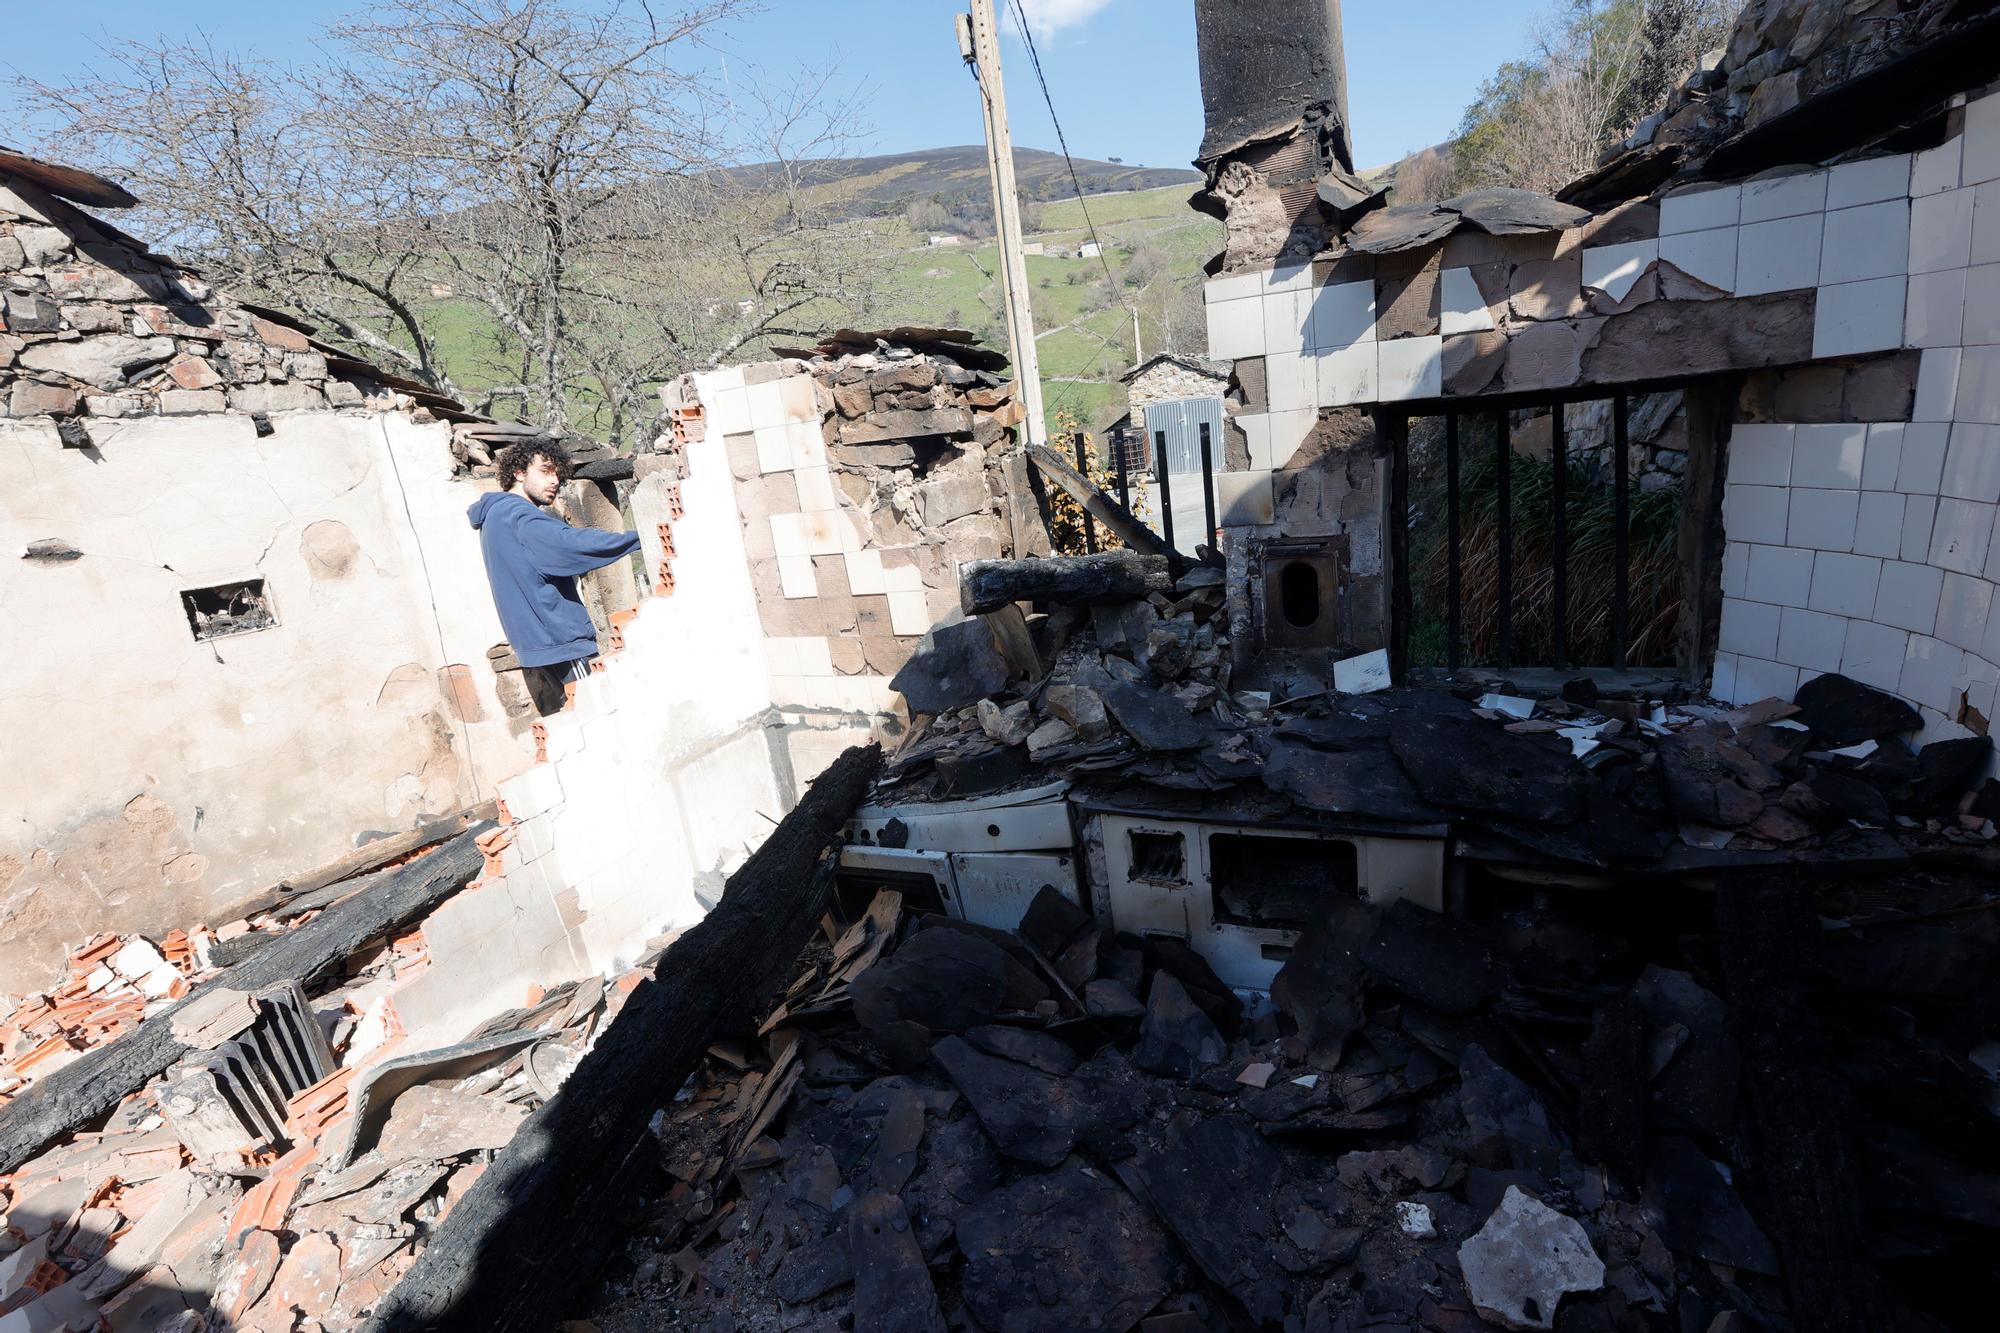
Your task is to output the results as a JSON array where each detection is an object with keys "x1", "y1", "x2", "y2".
[{"x1": 1457, "y1": 1186, "x2": 1605, "y2": 1330}]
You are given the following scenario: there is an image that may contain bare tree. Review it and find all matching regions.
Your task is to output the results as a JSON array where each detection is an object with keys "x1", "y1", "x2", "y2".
[
  {"x1": 16, "y1": 39, "x2": 470, "y2": 398},
  {"x1": 1448, "y1": 0, "x2": 1733, "y2": 198},
  {"x1": 17, "y1": 0, "x2": 880, "y2": 445},
  {"x1": 1390, "y1": 145, "x2": 1455, "y2": 205}
]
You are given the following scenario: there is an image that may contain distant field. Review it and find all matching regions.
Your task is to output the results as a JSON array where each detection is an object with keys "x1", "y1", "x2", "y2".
[
  {"x1": 417, "y1": 161, "x2": 1221, "y2": 442},
  {"x1": 1040, "y1": 183, "x2": 1202, "y2": 230}
]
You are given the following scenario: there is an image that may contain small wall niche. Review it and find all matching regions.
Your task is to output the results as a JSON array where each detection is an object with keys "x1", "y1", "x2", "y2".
[
  {"x1": 1259, "y1": 541, "x2": 1341, "y2": 649},
  {"x1": 1209, "y1": 831, "x2": 1359, "y2": 930},
  {"x1": 182, "y1": 579, "x2": 277, "y2": 641},
  {"x1": 1129, "y1": 829, "x2": 1187, "y2": 884}
]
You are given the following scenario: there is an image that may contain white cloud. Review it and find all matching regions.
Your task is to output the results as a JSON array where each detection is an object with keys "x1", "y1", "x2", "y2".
[{"x1": 1008, "y1": 0, "x2": 1115, "y2": 39}]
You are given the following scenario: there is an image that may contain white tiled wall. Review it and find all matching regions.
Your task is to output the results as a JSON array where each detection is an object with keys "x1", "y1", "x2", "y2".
[
  {"x1": 1659, "y1": 90, "x2": 2000, "y2": 756},
  {"x1": 1717, "y1": 390, "x2": 2000, "y2": 742},
  {"x1": 1211, "y1": 137, "x2": 1945, "y2": 464},
  {"x1": 1199, "y1": 89, "x2": 2000, "y2": 752}
]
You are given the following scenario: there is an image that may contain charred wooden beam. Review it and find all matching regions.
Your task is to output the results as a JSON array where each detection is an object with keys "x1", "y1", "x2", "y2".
[
  {"x1": 0, "y1": 830, "x2": 488, "y2": 1174},
  {"x1": 221, "y1": 802, "x2": 499, "y2": 923},
  {"x1": 571, "y1": 454, "x2": 635, "y2": 483},
  {"x1": 361, "y1": 743, "x2": 883, "y2": 1333},
  {"x1": 958, "y1": 551, "x2": 1173, "y2": 615},
  {"x1": 1023, "y1": 444, "x2": 1171, "y2": 560}
]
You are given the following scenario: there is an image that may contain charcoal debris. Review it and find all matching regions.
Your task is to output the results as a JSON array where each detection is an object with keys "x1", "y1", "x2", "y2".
[
  {"x1": 955, "y1": 1163, "x2": 1174, "y2": 1333},
  {"x1": 1131, "y1": 973, "x2": 1228, "y2": 1079},
  {"x1": 1792, "y1": 672, "x2": 1923, "y2": 745}
]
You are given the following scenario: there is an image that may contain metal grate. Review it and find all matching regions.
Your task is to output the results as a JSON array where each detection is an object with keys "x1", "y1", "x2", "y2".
[
  {"x1": 1386, "y1": 389, "x2": 1675, "y2": 677},
  {"x1": 158, "y1": 982, "x2": 336, "y2": 1156}
]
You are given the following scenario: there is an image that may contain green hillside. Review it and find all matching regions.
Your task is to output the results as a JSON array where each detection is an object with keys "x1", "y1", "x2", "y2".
[
  {"x1": 722, "y1": 145, "x2": 1198, "y2": 222},
  {"x1": 421, "y1": 161, "x2": 1221, "y2": 443}
]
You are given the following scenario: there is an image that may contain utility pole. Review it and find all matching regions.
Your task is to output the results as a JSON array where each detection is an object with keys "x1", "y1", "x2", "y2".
[{"x1": 958, "y1": 0, "x2": 1047, "y2": 448}]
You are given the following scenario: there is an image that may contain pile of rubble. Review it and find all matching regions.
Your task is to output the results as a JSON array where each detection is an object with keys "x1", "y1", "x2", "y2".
[
  {"x1": 875, "y1": 551, "x2": 1993, "y2": 869},
  {"x1": 0, "y1": 824, "x2": 666, "y2": 1330},
  {"x1": 1, "y1": 933, "x2": 211, "y2": 1104},
  {"x1": 791, "y1": 327, "x2": 1030, "y2": 561},
  {"x1": 583, "y1": 862, "x2": 1996, "y2": 1331},
  {"x1": 885, "y1": 557, "x2": 1249, "y2": 794}
]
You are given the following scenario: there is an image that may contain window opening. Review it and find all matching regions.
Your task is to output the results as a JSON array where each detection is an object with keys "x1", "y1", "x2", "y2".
[
  {"x1": 1209, "y1": 832, "x2": 1359, "y2": 929},
  {"x1": 1128, "y1": 830, "x2": 1187, "y2": 884},
  {"x1": 1279, "y1": 561, "x2": 1321, "y2": 628},
  {"x1": 182, "y1": 579, "x2": 276, "y2": 640}
]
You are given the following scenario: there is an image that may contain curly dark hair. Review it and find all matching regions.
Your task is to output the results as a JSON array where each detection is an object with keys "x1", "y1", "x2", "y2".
[{"x1": 495, "y1": 439, "x2": 575, "y2": 493}]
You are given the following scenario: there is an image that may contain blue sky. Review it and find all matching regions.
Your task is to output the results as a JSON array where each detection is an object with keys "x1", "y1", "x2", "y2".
[{"x1": 4, "y1": 0, "x2": 1548, "y2": 170}]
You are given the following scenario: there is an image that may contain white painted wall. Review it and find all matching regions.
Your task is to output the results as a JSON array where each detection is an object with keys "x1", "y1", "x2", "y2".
[
  {"x1": 0, "y1": 409, "x2": 527, "y2": 987},
  {"x1": 1712, "y1": 92, "x2": 2000, "y2": 775},
  {"x1": 388, "y1": 402, "x2": 794, "y2": 1049}
]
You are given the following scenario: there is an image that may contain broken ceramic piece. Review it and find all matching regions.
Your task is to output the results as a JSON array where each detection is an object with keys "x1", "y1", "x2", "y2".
[{"x1": 1457, "y1": 1185, "x2": 1605, "y2": 1330}]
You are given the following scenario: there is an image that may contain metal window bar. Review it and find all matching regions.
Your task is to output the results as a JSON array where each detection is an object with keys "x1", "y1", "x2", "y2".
[
  {"x1": 1496, "y1": 409, "x2": 1513, "y2": 670},
  {"x1": 1395, "y1": 389, "x2": 1665, "y2": 673},
  {"x1": 1115, "y1": 431, "x2": 1132, "y2": 511},
  {"x1": 1613, "y1": 392, "x2": 1631, "y2": 670},
  {"x1": 1446, "y1": 412, "x2": 1462, "y2": 670},
  {"x1": 1153, "y1": 429, "x2": 1176, "y2": 555},
  {"x1": 1387, "y1": 411, "x2": 1411, "y2": 680},
  {"x1": 1073, "y1": 432, "x2": 1098, "y2": 554},
  {"x1": 1198, "y1": 421, "x2": 1218, "y2": 545},
  {"x1": 1551, "y1": 401, "x2": 1568, "y2": 670}
]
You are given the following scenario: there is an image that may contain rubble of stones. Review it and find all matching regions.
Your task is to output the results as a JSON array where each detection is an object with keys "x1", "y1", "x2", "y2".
[
  {"x1": 0, "y1": 166, "x2": 446, "y2": 430},
  {"x1": 797, "y1": 330, "x2": 1030, "y2": 564},
  {"x1": 0, "y1": 835, "x2": 654, "y2": 1331},
  {"x1": 581, "y1": 862, "x2": 1996, "y2": 1331},
  {"x1": 877, "y1": 555, "x2": 1996, "y2": 869}
]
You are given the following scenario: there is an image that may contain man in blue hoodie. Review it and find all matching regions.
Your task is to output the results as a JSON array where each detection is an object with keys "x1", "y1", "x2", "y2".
[{"x1": 468, "y1": 440, "x2": 642, "y2": 703}]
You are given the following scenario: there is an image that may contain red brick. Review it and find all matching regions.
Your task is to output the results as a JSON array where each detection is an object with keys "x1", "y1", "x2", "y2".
[
  {"x1": 165, "y1": 356, "x2": 222, "y2": 390},
  {"x1": 249, "y1": 316, "x2": 310, "y2": 352}
]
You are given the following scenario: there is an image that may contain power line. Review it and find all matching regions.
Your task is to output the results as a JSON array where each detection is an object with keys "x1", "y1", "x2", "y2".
[
  {"x1": 1004, "y1": 0, "x2": 1133, "y2": 426},
  {"x1": 1005, "y1": 0, "x2": 1120, "y2": 298}
]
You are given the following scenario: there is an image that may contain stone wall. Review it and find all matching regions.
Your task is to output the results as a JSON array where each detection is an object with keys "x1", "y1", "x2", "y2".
[
  {"x1": 0, "y1": 173, "x2": 410, "y2": 425},
  {"x1": 1125, "y1": 355, "x2": 1230, "y2": 434},
  {"x1": 0, "y1": 156, "x2": 725, "y2": 990},
  {"x1": 680, "y1": 344, "x2": 1039, "y2": 754},
  {"x1": 1613, "y1": 0, "x2": 1972, "y2": 159}
]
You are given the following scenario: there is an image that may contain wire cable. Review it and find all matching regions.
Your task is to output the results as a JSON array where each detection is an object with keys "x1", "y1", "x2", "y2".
[
  {"x1": 377, "y1": 414, "x2": 484, "y2": 801},
  {"x1": 1004, "y1": 0, "x2": 1138, "y2": 426},
  {"x1": 1006, "y1": 0, "x2": 1120, "y2": 294}
]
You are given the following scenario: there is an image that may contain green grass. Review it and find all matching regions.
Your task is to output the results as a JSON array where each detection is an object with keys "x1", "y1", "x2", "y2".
[
  {"x1": 412, "y1": 180, "x2": 1221, "y2": 442},
  {"x1": 1040, "y1": 183, "x2": 1201, "y2": 229},
  {"x1": 1042, "y1": 380, "x2": 1125, "y2": 435},
  {"x1": 1406, "y1": 438, "x2": 1686, "y2": 670}
]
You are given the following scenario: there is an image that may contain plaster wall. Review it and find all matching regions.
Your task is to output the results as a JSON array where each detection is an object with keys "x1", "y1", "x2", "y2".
[
  {"x1": 389, "y1": 404, "x2": 791, "y2": 1049},
  {"x1": 0, "y1": 409, "x2": 526, "y2": 988}
]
